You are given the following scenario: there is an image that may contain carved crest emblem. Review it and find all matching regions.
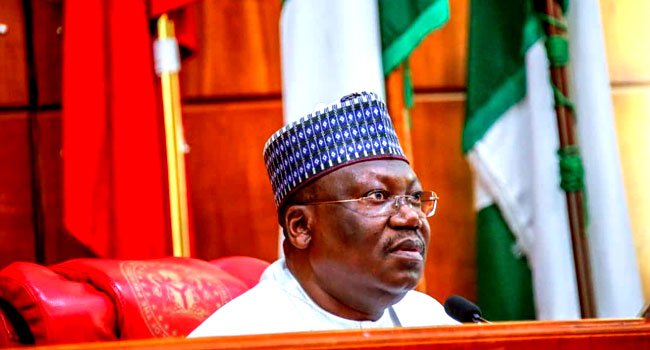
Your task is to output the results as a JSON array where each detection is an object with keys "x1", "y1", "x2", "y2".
[{"x1": 120, "y1": 261, "x2": 233, "y2": 337}]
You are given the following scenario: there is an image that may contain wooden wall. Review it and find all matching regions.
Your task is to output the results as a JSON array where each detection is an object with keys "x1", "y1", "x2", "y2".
[
  {"x1": 0, "y1": 0, "x2": 648, "y2": 304},
  {"x1": 601, "y1": 1, "x2": 650, "y2": 300},
  {"x1": 0, "y1": 0, "x2": 33, "y2": 270}
]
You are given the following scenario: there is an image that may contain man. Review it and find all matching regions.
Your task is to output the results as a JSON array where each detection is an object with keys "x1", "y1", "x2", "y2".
[{"x1": 189, "y1": 91, "x2": 457, "y2": 337}]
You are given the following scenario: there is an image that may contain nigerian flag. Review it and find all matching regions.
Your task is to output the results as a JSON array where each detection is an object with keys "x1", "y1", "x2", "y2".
[
  {"x1": 465, "y1": 0, "x2": 643, "y2": 320},
  {"x1": 280, "y1": 0, "x2": 449, "y2": 123},
  {"x1": 379, "y1": 0, "x2": 450, "y2": 76}
]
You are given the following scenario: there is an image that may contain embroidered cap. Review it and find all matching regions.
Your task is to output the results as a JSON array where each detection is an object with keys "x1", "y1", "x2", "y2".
[{"x1": 263, "y1": 91, "x2": 408, "y2": 209}]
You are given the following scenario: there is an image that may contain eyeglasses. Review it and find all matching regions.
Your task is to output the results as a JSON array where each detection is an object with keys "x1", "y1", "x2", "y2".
[{"x1": 299, "y1": 190, "x2": 438, "y2": 218}]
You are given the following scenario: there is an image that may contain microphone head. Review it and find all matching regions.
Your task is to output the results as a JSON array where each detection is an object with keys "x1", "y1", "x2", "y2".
[{"x1": 444, "y1": 295, "x2": 482, "y2": 323}]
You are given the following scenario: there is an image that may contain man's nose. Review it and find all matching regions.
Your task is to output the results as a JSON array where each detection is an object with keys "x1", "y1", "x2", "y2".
[{"x1": 389, "y1": 197, "x2": 422, "y2": 228}]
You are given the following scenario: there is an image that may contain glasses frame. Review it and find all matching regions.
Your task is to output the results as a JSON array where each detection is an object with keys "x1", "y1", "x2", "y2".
[{"x1": 299, "y1": 191, "x2": 439, "y2": 218}]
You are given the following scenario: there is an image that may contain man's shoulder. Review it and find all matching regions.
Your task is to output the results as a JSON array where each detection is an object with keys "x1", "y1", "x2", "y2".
[
  {"x1": 188, "y1": 259, "x2": 311, "y2": 337},
  {"x1": 395, "y1": 290, "x2": 444, "y2": 313},
  {"x1": 188, "y1": 279, "x2": 292, "y2": 337},
  {"x1": 394, "y1": 291, "x2": 459, "y2": 327}
]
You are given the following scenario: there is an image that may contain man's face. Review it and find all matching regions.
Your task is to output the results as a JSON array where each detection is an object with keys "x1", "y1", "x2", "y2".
[{"x1": 305, "y1": 159, "x2": 431, "y2": 298}]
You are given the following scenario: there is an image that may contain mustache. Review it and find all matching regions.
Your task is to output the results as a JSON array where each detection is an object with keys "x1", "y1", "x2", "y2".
[{"x1": 383, "y1": 230, "x2": 426, "y2": 256}]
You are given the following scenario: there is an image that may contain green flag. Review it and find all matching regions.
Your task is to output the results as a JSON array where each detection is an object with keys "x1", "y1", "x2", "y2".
[
  {"x1": 379, "y1": 0, "x2": 450, "y2": 76},
  {"x1": 465, "y1": 0, "x2": 643, "y2": 320},
  {"x1": 464, "y1": 0, "x2": 539, "y2": 321}
]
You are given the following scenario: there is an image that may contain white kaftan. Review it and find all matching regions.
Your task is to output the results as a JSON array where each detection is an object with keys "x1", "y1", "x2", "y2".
[{"x1": 188, "y1": 259, "x2": 457, "y2": 337}]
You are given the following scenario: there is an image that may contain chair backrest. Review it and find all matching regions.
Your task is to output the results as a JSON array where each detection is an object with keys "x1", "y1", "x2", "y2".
[
  {"x1": 0, "y1": 299, "x2": 31, "y2": 347},
  {"x1": 209, "y1": 256, "x2": 270, "y2": 289},
  {"x1": 0, "y1": 257, "x2": 269, "y2": 347}
]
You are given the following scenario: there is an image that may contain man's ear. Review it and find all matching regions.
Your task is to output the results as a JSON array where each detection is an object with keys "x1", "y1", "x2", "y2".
[{"x1": 284, "y1": 205, "x2": 313, "y2": 249}]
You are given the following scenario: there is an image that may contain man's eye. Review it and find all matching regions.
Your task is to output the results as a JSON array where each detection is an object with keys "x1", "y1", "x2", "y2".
[
  {"x1": 411, "y1": 191, "x2": 423, "y2": 201},
  {"x1": 364, "y1": 190, "x2": 389, "y2": 201}
]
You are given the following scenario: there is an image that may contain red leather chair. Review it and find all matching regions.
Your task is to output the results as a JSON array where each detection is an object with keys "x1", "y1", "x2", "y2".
[{"x1": 0, "y1": 256, "x2": 269, "y2": 348}]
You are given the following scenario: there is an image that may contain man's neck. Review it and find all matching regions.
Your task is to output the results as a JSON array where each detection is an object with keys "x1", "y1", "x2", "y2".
[{"x1": 285, "y1": 253, "x2": 399, "y2": 322}]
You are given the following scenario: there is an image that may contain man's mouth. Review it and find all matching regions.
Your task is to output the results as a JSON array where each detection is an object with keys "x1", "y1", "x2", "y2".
[{"x1": 388, "y1": 239, "x2": 425, "y2": 260}]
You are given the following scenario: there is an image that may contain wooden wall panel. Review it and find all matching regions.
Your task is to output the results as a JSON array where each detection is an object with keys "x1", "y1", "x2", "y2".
[
  {"x1": 410, "y1": 0, "x2": 468, "y2": 91},
  {"x1": 612, "y1": 87, "x2": 650, "y2": 301},
  {"x1": 180, "y1": 0, "x2": 282, "y2": 99},
  {"x1": 600, "y1": 1, "x2": 650, "y2": 84},
  {"x1": 35, "y1": 111, "x2": 94, "y2": 265},
  {"x1": 182, "y1": 100, "x2": 283, "y2": 262},
  {"x1": 0, "y1": 112, "x2": 36, "y2": 268},
  {"x1": 410, "y1": 94, "x2": 476, "y2": 301},
  {"x1": 0, "y1": 0, "x2": 29, "y2": 107},
  {"x1": 35, "y1": 110, "x2": 63, "y2": 264},
  {"x1": 31, "y1": 0, "x2": 63, "y2": 106}
]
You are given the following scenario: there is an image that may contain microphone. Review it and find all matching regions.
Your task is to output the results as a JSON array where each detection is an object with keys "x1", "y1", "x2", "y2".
[{"x1": 444, "y1": 295, "x2": 491, "y2": 323}]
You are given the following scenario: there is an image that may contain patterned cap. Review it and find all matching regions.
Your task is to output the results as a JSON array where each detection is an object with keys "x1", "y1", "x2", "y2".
[{"x1": 263, "y1": 91, "x2": 408, "y2": 209}]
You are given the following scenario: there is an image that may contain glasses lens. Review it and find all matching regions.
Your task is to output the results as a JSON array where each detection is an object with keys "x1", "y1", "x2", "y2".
[
  {"x1": 356, "y1": 197, "x2": 388, "y2": 217},
  {"x1": 377, "y1": 192, "x2": 437, "y2": 217},
  {"x1": 339, "y1": 191, "x2": 437, "y2": 217},
  {"x1": 421, "y1": 199, "x2": 436, "y2": 217},
  {"x1": 422, "y1": 191, "x2": 437, "y2": 217}
]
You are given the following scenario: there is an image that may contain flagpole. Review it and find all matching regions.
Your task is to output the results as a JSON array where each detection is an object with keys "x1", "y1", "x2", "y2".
[
  {"x1": 155, "y1": 14, "x2": 191, "y2": 257},
  {"x1": 386, "y1": 64, "x2": 415, "y2": 163},
  {"x1": 544, "y1": 0, "x2": 596, "y2": 318}
]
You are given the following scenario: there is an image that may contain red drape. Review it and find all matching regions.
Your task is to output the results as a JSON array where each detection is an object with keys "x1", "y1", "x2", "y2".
[{"x1": 62, "y1": 0, "x2": 196, "y2": 258}]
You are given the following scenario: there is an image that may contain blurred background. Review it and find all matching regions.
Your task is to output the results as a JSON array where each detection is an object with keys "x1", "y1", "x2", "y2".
[{"x1": 0, "y1": 0, "x2": 648, "y2": 318}]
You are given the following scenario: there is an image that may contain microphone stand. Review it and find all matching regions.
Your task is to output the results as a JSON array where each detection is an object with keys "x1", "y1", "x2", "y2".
[{"x1": 472, "y1": 313, "x2": 492, "y2": 324}]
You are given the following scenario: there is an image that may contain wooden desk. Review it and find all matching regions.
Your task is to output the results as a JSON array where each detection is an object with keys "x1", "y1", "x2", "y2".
[{"x1": 26, "y1": 318, "x2": 650, "y2": 350}]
